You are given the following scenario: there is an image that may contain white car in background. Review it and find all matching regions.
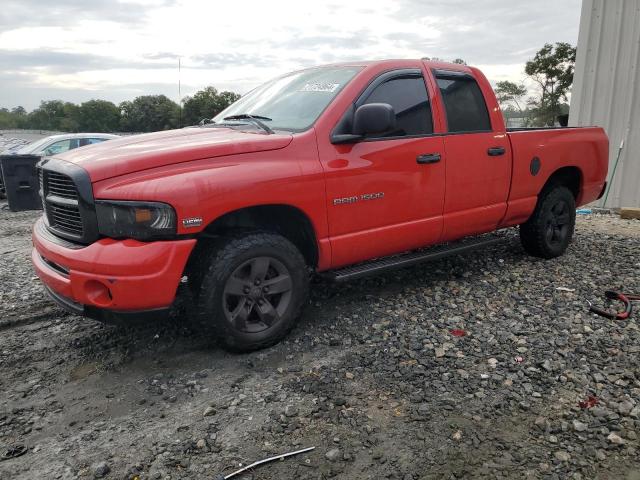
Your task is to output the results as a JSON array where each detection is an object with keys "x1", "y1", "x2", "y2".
[
  {"x1": 1, "y1": 133, "x2": 119, "y2": 199},
  {"x1": 6, "y1": 133, "x2": 120, "y2": 156}
]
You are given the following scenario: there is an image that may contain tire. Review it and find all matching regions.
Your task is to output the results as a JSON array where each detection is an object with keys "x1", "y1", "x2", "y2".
[
  {"x1": 519, "y1": 185, "x2": 576, "y2": 259},
  {"x1": 192, "y1": 231, "x2": 309, "y2": 352}
]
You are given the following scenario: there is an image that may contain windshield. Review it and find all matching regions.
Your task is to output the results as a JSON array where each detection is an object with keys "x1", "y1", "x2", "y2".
[
  {"x1": 212, "y1": 66, "x2": 362, "y2": 132},
  {"x1": 16, "y1": 137, "x2": 52, "y2": 155}
]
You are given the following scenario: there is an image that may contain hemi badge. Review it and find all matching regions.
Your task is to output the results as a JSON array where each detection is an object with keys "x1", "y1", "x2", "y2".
[{"x1": 182, "y1": 217, "x2": 203, "y2": 228}]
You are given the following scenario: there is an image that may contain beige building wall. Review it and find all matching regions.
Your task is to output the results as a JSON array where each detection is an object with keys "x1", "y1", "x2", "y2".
[{"x1": 569, "y1": 0, "x2": 640, "y2": 207}]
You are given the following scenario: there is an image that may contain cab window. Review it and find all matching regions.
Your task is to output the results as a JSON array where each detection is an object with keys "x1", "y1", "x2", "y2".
[
  {"x1": 361, "y1": 75, "x2": 433, "y2": 137},
  {"x1": 435, "y1": 73, "x2": 491, "y2": 132}
]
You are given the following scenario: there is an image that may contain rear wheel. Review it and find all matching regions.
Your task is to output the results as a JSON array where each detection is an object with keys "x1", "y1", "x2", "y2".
[
  {"x1": 520, "y1": 185, "x2": 576, "y2": 259},
  {"x1": 193, "y1": 232, "x2": 309, "y2": 352}
]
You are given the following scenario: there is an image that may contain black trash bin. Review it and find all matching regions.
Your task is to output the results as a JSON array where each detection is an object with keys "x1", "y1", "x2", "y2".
[{"x1": 0, "y1": 154, "x2": 43, "y2": 212}]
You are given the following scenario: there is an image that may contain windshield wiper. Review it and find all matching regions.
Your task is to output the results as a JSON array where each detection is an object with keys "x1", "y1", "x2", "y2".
[{"x1": 222, "y1": 114, "x2": 274, "y2": 134}]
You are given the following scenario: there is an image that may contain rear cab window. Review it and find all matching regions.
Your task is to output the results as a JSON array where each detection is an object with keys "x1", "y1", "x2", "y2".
[{"x1": 434, "y1": 70, "x2": 491, "y2": 133}]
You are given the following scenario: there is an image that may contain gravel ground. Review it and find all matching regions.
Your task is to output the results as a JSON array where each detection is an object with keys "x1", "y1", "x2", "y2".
[{"x1": 1, "y1": 201, "x2": 639, "y2": 480}]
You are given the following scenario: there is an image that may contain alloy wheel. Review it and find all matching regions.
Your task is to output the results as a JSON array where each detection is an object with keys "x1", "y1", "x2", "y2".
[{"x1": 222, "y1": 256, "x2": 293, "y2": 333}]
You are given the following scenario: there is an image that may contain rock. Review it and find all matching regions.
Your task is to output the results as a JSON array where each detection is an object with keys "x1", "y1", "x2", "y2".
[
  {"x1": 325, "y1": 448, "x2": 341, "y2": 462},
  {"x1": 573, "y1": 420, "x2": 588, "y2": 432},
  {"x1": 607, "y1": 432, "x2": 625, "y2": 445},
  {"x1": 284, "y1": 404, "x2": 299, "y2": 417},
  {"x1": 203, "y1": 406, "x2": 217, "y2": 417},
  {"x1": 618, "y1": 401, "x2": 634, "y2": 416},
  {"x1": 92, "y1": 461, "x2": 110, "y2": 478},
  {"x1": 487, "y1": 358, "x2": 498, "y2": 369},
  {"x1": 435, "y1": 347, "x2": 446, "y2": 358},
  {"x1": 554, "y1": 451, "x2": 570, "y2": 462},
  {"x1": 345, "y1": 372, "x2": 354, "y2": 379},
  {"x1": 372, "y1": 448, "x2": 384, "y2": 460},
  {"x1": 196, "y1": 439, "x2": 207, "y2": 449}
]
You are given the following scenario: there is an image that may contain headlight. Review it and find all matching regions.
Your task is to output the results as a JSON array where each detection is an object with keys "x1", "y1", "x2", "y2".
[{"x1": 96, "y1": 201, "x2": 177, "y2": 240}]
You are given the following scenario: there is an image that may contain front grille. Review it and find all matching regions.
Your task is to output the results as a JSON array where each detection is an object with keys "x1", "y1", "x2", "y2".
[
  {"x1": 39, "y1": 168, "x2": 84, "y2": 239},
  {"x1": 38, "y1": 158, "x2": 98, "y2": 245},
  {"x1": 46, "y1": 171, "x2": 78, "y2": 199},
  {"x1": 49, "y1": 203, "x2": 83, "y2": 234}
]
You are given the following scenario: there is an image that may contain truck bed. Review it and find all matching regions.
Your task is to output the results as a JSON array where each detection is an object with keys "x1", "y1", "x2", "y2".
[{"x1": 506, "y1": 126, "x2": 608, "y2": 208}]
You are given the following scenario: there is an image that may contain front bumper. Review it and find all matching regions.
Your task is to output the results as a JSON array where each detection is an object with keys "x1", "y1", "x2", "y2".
[{"x1": 32, "y1": 217, "x2": 196, "y2": 322}]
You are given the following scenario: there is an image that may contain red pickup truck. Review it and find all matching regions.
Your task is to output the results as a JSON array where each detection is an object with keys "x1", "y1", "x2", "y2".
[{"x1": 32, "y1": 59, "x2": 608, "y2": 351}]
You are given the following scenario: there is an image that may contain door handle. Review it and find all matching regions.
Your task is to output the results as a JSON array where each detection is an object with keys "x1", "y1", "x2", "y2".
[
  {"x1": 487, "y1": 147, "x2": 506, "y2": 156},
  {"x1": 416, "y1": 153, "x2": 441, "y2": 164}
]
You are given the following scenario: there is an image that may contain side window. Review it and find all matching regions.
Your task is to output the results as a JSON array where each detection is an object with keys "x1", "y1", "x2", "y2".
[
  {"x1": 361, "y1": 75, "x2": 433, "y2": 137},
  {"x1": 42, "y1": 139, "x2": 72, "y2": 156},
  {"x1": 435, "y1": 74, "x2": 491, "y2": 132},
  {"x1": 79, "y1": 138, "x2": 105, "y2": 147}
]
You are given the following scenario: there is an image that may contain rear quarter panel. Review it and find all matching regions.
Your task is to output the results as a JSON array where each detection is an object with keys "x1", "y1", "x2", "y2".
[{"x1": 501, "y1": 127, "x2": 608, "y2": 227}]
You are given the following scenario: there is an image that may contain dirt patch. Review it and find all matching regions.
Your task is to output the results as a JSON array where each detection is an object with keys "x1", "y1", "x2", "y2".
[{"x1": 1, "y1": 202, "x2": 639, "y2": 479}]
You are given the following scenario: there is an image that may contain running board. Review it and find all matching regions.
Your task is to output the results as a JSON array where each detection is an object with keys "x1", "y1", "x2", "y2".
[{"x1": 324, "y1": 236, "x2": 504, "y2": 282}]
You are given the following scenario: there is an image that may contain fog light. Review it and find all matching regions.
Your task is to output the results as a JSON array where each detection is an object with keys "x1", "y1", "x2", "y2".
[{"x1": 84, "y1": 280, "x2": 112, "y2": 307}]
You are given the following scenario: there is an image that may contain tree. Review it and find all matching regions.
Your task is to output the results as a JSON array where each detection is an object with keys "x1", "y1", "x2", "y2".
[
  {"x1": 27, "y1": 100, "x2": 67, "y2": 130},
  {"x1": 119, "y1": 95, "x2": 180, "y2": 132},
  {"x1": 525, "y1": 42, "x2": 576, "y2": 126},
  {"x1": 452, "y1": 58, "x2": 467, "y2": 65},
  {"x1": 495, "y1": 81, "x2": 527, "y2": 112},
  {"x1": 76, "y1": 100, "x2": 121, "y2": 132},
  {"x1": 59, "y1": 102, "x2": 80, "y2": 132},
  {"x1": 11, "y1": 106, "x2": 27, "y2": 116},
  {"x1": 182, "y1": 87, "x2": 241, "y2": 126}
]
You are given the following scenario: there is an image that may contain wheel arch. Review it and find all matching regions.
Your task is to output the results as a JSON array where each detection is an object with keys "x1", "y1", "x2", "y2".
[
  {"x1": 541, "y1": 166, "x2": 583, "y2": 200},
  {"x1": 195, "y1": 204, "x2": 320, "y2": 268}
]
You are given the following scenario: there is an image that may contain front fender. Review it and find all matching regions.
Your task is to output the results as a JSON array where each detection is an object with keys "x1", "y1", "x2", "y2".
[{"x1": 91, "y1": 130, "x2": 330, "y2": 263}]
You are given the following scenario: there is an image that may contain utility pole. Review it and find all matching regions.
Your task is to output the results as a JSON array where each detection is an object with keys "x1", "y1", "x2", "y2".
[{"x1": 178, "y1": 57, "x2": 182, "y2": 128}]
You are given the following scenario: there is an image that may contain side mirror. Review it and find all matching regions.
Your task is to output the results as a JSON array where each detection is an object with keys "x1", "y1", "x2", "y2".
[{"x1": 353, "y1": 103, "x2": 396, "y2": 136}]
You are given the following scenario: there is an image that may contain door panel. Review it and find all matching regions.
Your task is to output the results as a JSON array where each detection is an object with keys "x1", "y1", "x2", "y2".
[
  {"x1": 441, "y1": 132, "x2": 511, "y2": 240},
  {"x1": 319, "y1": 69, "x2": 448, "y2": 268},
  {"x1": 431, "y1": 70, "x2": 512, "y2": 241},
  {"x1": 321, "y1": 137, "x2": 446, "y2": 267}
]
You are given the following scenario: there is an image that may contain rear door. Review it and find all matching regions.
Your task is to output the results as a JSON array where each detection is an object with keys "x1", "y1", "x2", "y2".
[
  {"x1": 319, "y1": 69, "x2": 446, "y2": 267},
  {"x1": 432, "y1": 70, "x2": 512, "y2": 241}
]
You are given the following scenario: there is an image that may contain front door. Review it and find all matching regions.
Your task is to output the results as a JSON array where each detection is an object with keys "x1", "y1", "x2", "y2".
[{"x1": 318, "y1": 69, "x2": 446, "y2": 268}]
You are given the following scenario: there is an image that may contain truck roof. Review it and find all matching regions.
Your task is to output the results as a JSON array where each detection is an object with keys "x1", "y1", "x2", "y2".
[{"x1": 308, "y1": 59, "x2": 473, "y2": 71}]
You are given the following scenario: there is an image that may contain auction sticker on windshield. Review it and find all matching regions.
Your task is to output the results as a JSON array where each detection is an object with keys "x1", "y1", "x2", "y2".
[{"x1": 300, "y1": 82, "x2": 340, "y2": 92}]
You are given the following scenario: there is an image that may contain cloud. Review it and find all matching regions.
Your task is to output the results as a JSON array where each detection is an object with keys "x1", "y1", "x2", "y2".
[
  {"x1": 0, "y1": 49, "x2": 177, "y2": 74},
  {"x1": 0, "y1": 0, "x2": 582, "y2": 109},
  {"x1": 0, "y1": 0, "x2": 175, "y2": 32}
]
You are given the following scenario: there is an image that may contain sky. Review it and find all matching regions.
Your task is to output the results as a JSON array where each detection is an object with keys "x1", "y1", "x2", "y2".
[{"x1": 0, "y1": 0, "x2": 583, "y2": 110}]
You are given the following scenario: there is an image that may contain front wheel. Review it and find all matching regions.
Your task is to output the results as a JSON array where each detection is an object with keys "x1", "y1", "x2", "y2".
[
  {"x1": 193, "y1": 232, "x2": 309, "y2": 352},
  {"x1": 519, "y1": 185, "x2": 576, "y2": 259}
]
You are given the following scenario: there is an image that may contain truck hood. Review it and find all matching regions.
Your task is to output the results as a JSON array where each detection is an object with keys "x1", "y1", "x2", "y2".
[{"x1": 55, "y1": 127, "x2": 293, "y2": 182}]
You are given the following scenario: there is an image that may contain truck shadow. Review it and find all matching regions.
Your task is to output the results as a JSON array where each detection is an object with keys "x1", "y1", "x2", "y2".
[{"x1": 69, "y1": 235, "x2": 528, "y2": 372}]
